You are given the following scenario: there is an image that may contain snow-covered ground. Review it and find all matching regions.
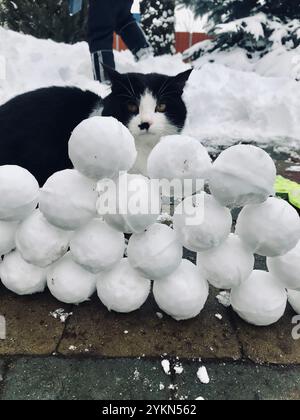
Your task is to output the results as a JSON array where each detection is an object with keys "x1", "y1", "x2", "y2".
[{"x1": 0, "y1": 27, "x2": 299, "y2": 152}]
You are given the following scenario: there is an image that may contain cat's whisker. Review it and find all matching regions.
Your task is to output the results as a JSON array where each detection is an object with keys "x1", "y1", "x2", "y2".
[
  {"x1": 115, "y1": 79, "x2": 137, "y2": 100},
  {"x1": 126, "y1": 75, "x2": 138, "y2": 99},
  {"x1": 157, "y1": 77, "x2": 172, "y2": 97}
]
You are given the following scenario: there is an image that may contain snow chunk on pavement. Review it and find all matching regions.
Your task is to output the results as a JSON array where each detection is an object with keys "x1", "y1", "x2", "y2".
[
  {"x1": 197, "y1": 366, "x2": 210, "y2": 384},
  {"x1": 161, "y1": 359, "x2": 171, "y2": 375}
]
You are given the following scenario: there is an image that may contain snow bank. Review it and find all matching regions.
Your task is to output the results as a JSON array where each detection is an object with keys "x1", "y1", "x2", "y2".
[
  {"x1": 184, "y1": 63, "x2": 300, "y2": 149},
  {"x1": 1, "y1": 27, "x2": 300, "y2": 150}
]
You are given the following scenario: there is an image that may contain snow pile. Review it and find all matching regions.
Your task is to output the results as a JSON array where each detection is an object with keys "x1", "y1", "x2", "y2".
[
  {"x1": 184, "y1": 63, "x2": 300, "y2": 148},
  {"x1": 1, "y1": 27, "x2": 300, "y2": 149},
  {"x1": 0, "y1": 116, "x2": 300, "y2": 326}
]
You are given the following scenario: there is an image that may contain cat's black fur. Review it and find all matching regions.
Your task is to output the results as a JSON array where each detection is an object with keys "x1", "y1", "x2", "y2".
[
  {"x1": 0, "y1": 87, "x2": 100, "y2": 186},
  {"x1": 0, "y1": 68, "x2": 192, "y2": 185}
]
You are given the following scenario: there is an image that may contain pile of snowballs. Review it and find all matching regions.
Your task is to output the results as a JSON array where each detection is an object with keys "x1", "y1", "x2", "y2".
[{"x1": 1, "y1": 116, "x2": 300, "y2": 326}]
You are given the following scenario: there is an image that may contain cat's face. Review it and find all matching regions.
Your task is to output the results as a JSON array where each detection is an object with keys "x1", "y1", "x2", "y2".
[
  {"x1": 102, "y1": 68, "x2": 192, "y2": 174},
  {"x1": 103, "y1": 68, "x2": 192, "y2": 137}
]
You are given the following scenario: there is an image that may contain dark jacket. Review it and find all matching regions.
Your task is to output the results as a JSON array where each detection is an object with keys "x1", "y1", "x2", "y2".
[{"x1": 68, "y1": 0, "x2": 83, "y2": 15}]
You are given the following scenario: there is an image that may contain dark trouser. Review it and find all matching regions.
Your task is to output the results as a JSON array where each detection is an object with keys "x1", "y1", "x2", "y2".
[{"x1": 88, "y1": 0, "x2": 150, "y2": 81}]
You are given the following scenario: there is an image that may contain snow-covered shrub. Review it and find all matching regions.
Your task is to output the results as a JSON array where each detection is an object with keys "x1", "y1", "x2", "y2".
[
  {"x1": 140, "y1": 0, "x2": 176, "y2": 55},
  {"x1": 181, "y1": 0, "x2": 300, "y2": 61}
]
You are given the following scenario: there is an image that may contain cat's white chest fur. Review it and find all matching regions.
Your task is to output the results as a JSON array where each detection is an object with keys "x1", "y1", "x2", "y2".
[{"x1": 128, "y1": 91, "x2": 179, "y2": 175}]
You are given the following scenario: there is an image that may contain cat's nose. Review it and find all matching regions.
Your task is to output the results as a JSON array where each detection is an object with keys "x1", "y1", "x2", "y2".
[{"x1": 139, "y1": 122, "x2": 152, "y2": 131}]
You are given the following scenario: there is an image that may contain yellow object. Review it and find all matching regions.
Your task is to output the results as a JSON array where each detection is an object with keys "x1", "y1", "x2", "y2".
[{"x1": 275, "y1": 175, "x2": 300, "y2": 209}]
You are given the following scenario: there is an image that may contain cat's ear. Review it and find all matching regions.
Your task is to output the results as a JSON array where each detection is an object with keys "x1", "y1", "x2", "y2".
[
  {"x1": 171, "y1": 69, "x2": 193, "y2": 92},
  {"x1": 102, "y1": 64, "x2": 124, "y2": 85}
]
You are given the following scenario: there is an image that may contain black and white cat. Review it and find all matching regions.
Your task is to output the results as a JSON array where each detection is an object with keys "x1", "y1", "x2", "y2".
[{"x1": 0, "y1": 67, "x2": 192, "y2": 185}]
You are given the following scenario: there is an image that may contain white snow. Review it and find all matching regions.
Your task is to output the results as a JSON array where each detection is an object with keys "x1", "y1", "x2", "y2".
[
  {"x1": 147, "y1": 134, "x2": 212, "y2": 197},
  {"x1": 0, "y1": 165, "x2": 39, "y2": 222},
  {"x1": 97, "y1": 173, "x2": 161, "y2": 234},
  {"x1": 153, "y1": 259, "x2": 209, "y2": 321},
  {"x1": 69, "y1": 116, "x2": 137, "y2": 180},
  {"x1": 47, "y1": 253, "x2": 97, "y2": 304},
  {"x1": 70, "y1": 219, "x2": 125, "y2": 274},
  {"x1": 0, "y1": 220, "x2": 18, "y2": 256},
  {"x1": 286, "y1": 166, "x2": 300, "y2": 172},
  {"x1": 174, "y1": 363, "x2": 184, "y2": 375},
  {"x1": 197, "y1": 234, "x2": 254, "y2": 290},
  {"x1": 0, "y1": 250, "x2": 47, "y2": 295},
  {"x1": 16, "y1": 209, "x2": 70, "y2": 268},
  {"x1": 173, "y1": 192, "x2": 232, "y2": 252},
  {"x1": 1, "y1": 28, "x2": 300, "y2": 152},
  {"x1": 161, "y1": 359, "x2": 171, "y2": 375},
  {"x1": 197, "y1": 366, "x2": 210, "y2": 385},
  {"x1": 209, "y1": 145, "x2": 277, "y2": 208},
  {"x1": 267, "y1": 241, "x2": 300, "y2": 291},
  {"x1": 49, "y1": 308, "x2": 73, "y2": 323},
  {"x1": 40, "y1": 169, "x2": 98, "y2": 231},
  {"x1": 96, "y1": 258, "x2": 151, "y2": 313},
  {"x1": 236, "y1": 197, "x2": 300, "y2": 257},
  {"x1": 127, "y1": 223, "x2": 183, "y2": 281},
  {"x1": 215, "y1": 14, "x2": 267, "y2": 42},
  {"x1": 231, "y1": 270, "x2": 287, "y2": 326},
  {"x1": 288, "y1": 290, "x2": 300, "y2": 315},
  {"x1": 216, "y1": 291, "x2": 231, "y2": 308}
]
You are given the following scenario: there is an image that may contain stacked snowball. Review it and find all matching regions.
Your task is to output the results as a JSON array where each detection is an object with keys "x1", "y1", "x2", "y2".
[
  {"x1": 147, "y1": 139, "x2": 300, "y2": 325},
  {"x1": 0, "y1": 117, "x2": 299, "y2": 327}
]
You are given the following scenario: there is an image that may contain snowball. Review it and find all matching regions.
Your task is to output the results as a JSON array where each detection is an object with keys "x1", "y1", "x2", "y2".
[
  {"x1": 0, "y1": 250, "x2": 46, "y2": 295},
  {"x1": 0, "y1": 220, "x2": 18, "y2": 256},
  {"x1": 153, "y1": 259, "x2": 209, "y2": 321},
  {"x1": 288, "y1": 290, "x2": 300, "y2": 315},
  {"x1": 0, "y1": 165, "x2": 39, "y2": 222},
  {"x1": 39, "y1": 169, "x2": 97, "y2": 230},
  {"x1": 209, "y1": 145, "x2": 276, "y2": 208},
  {"x1": 69, "y1": 116, "x2": 137, "y2": 180},
  {"x1": 147, "y1": 135, "x2": 212, "y2": 197},
  {"x1": 97, "y1": 258, "x2": 151, "y2": 313},
  {"x1": 70, "y1": 219, "x2": 125, "y2": 274},
  {"x1": 236, "y1": 197, "x2": 300, "y2": 257},
  {"x1": 15, "y1": 210, "x2": 70, "y2": 268},
  {"x1": 127, "y1": 223, "x2": 182, "y2": 280},
  {"x1": 97, "y1": 173, "x2": 161, "y2": 234},
  {"x1": 231, "y1": 270, "x2": 287, "y2": 326},
  {"x1": 197, "y1": 234, "x2": 254, "y2": 289},
  {"x1": 173, "y1": 192, "x2": 232, "y2": 252},
  {"x1": 47, "y1": 253, "x2": 97, "y2": 304},
  {"x1": 267, "y1": 241, "x2": 300, "y2": 291}
]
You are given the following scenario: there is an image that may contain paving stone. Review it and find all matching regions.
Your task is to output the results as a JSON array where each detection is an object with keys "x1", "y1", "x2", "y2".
[
  {"x1": 1, "y1": 357, "x2": 171, "y2": 400},
  {"x1": 58, "y1": 288, "x2": 241, "y2": 359},
  {"x1": 0, "y1": 358, "x2": 5, "y2": 380},
  {"x1": 0, "y1": 285, "x2": 69, "y2": 355},
  {"x1": 58, "y1": 290, "x2": 241, "y2": 360},
  {"x1": 173, "y1": 361, "x2": 300, "y2": 401},
  {"x1": 234, "y1": 305, "x2": 300, "y2": 364}
]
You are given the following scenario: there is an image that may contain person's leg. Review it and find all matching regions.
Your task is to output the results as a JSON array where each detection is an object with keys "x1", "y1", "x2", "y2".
[
  {"x1": 116, "y1": 0, "x2": 152, "y2": 60},
  {"x1": 88, "y1": 0, "x2": 116, "y2": 82}
]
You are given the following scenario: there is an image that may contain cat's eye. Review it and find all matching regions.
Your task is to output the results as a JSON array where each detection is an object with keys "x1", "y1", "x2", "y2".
[
  {"x1": 156, "y1": 103, "x2": 167, "y2": 113},
  {"x1": 127, "y1": 103, "x2": 138, "y2": 113}
]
